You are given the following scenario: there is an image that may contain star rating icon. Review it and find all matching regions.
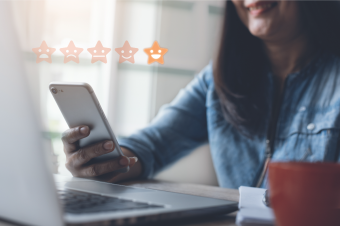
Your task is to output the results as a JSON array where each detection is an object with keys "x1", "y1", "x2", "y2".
[
  {"x1": 144, "y1": 41, "x2": 168, "y2": 64},
  {"x1": 31, "y1": 40, "x2": 169, "y2": 65},
  {"x1": 32, "y1": 41, "x2": 56, "y2": 63},
  {"x1": 115, "y1": 41, "x2": 139, "y2": 64},
  {"x1": 87, "y1": 41, "x2": 111, "y2": 64},
  {"x1": 60, "y1": 41, "x2": 83, "y2": 63}
]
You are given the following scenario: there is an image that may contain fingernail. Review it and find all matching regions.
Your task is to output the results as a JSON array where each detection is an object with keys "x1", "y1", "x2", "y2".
[
  {"x1": 119, "y1": 157, "x2": 129, "y2": 166},
  {"x1": 130, "y1": 157, "x2": 138, "y2": 163},
  {"x1": 80, "y1": 126, "x2": 88, "y2": 135},
  {"x1": 103, "y1": 141, "x2": 113, "y2": 150}
]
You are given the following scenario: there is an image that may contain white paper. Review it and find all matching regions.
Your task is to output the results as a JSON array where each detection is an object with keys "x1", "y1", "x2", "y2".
[
  {"x1": 238, "y1": 186, "x2": 268, "y2": 209},
  {"x1": 236, "y1": 186, "x2": 275, "y2": 226}
]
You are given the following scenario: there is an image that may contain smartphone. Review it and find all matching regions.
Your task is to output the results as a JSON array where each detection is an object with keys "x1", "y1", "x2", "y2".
[{"x1": 49, "y1": 82, "x2": 129, "y2": 173}]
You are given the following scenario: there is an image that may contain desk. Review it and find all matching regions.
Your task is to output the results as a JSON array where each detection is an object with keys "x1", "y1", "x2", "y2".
[{"x1": 0, "y1": 180, "x2": 239, "y2": 226}]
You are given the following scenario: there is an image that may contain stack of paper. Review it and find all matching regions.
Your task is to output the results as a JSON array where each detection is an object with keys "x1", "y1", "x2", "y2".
[{"x1": 236, "y1": 186, "x2": 275, "y2": 226}]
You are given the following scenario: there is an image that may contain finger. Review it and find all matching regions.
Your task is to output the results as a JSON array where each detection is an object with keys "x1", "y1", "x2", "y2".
[
  {"x1": 80, "y1": 156, "x2": 130, "y2": 177},
  {"x1": 100, "y1": 157, "x2": 138, "y2": 183},
  {"x1": 62, "y1": 126, "x2": 90, "y2": 145},
  {"x1": 128, "y1": 157, "x2": 138, "y2": 166},
  {"x1": 62, "y1": 126, "x2": 90, "y2": 155},
  {"x1": 105, "y1": 157, "x2": 138, "y2": 183},
  {"x1": 71, "y1": 140, "x2": 115, "y2": 167}
]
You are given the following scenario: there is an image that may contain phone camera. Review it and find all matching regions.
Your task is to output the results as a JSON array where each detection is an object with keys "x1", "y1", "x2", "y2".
[{"x1": 51, "y1": 87, "x2": 58, "y2": 94}]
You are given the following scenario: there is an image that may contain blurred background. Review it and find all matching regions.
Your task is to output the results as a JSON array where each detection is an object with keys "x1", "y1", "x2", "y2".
[{"x1": 11, "y1": 0, "x2": 225, "y2": 186}]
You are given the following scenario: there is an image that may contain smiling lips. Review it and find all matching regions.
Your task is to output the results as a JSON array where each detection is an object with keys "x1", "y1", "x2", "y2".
[
  {"x1": 151, "y1": 54, "x2": 161, "y2": 59},
  {"x1": 246, "y1": 1, "x2": 277, "y2": 16}
]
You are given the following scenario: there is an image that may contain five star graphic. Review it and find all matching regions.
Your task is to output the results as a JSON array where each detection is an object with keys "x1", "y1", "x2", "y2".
[
  {"x1": 32, "y1": 41, "x2": 56, "y2": 63},
  {"x1": 144, "y1": 41, "x2": 168, "y2": 64},
  {"x1": 87, "y1": 41, "x2": 111, "y2": 64},
  {"x1": 60, "y1": 41, "x2": 83, "y2": 63},
  {"x1": 115, "y1": 41, "x2": 139, "y2": 64},
  {"x1": 32, "y1": 40, "x2": 169, "y2": 65}
]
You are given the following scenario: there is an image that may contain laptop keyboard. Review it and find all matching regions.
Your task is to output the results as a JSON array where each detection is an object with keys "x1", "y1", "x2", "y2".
[{"x1": 58, "y1": 189, "x2": 164, "y2": 214}]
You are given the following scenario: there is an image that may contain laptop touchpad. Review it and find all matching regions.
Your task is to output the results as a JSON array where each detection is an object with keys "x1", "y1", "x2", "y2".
[{"x1": 62, "y1": 181, "x2": 153, "y2": 196}]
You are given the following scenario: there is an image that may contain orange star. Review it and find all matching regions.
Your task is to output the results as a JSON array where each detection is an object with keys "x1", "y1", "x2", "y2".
[
  {"x1": 87, "y1": 41, "x2": 111, "y2": 63},
  {"x1": 60, "y1": 41, "x2": 83, "y2": 63},
  {"x1": 32, "y1": 41, "x2": 56, "y2": 63},
  {"x1": 115, "y1": 41, "x2": 138, "y2": 64},
  {"x1": 144, "y1": 41, "x2": 168, "y2": 64}
]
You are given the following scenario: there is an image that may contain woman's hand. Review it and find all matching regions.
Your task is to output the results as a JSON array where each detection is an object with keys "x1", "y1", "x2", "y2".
[{"x1": 61, "y1": 125, "x2": 142, "y2": 183}]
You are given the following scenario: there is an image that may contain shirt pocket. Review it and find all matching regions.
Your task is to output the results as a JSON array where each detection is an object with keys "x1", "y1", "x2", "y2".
[{"x1": 276, "y1": 106, "x2": 340, "y2": 162}]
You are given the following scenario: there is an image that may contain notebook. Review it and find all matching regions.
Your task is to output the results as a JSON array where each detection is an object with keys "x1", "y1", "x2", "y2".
[{"x1": 236, "y1": 186, "x2": 275, "y2": 226}]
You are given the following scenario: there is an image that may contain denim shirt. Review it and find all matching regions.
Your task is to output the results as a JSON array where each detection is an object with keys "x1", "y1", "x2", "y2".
[{"x1": 119, "y1": 52, "x2": 340, "y2": 189}]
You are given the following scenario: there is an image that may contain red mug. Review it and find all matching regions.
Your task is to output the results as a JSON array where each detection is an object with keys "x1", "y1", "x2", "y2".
[{"x1": 268, "y1": 162, "x2": 340, "y2": 226}]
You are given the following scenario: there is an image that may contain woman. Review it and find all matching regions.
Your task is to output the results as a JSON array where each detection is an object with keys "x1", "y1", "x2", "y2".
[{"x1": 61, "y1": 1, "x2": 340, "y2": 188}]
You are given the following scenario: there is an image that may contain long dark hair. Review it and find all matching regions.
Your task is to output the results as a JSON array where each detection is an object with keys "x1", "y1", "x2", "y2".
[{"x1": 214, "y1": 1, "x2": 340, "y2": 136}]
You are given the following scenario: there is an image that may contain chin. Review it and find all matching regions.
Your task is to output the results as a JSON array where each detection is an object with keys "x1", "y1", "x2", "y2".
[{"x1": 248, "y1": 21, "x2": 275, "y2": 40}]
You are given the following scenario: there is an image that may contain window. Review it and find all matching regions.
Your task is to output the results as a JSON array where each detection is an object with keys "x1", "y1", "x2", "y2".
[{"x1": 11, "y1": 0, "x2": 224, "y2": 181}]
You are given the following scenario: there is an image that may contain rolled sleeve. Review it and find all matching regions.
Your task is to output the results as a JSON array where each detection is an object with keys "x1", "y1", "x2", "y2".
[
  {"x1": 119, "y1": 64, "x2": 213, "y2": 179},
  {"x1": 119, "y1": 137, "x2": 156, "y2": 179}
]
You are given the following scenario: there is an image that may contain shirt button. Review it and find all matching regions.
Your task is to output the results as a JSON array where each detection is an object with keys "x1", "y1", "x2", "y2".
[
  {"x1": 299, "y1": 106, "x2": 306, "y2": 112},
  {"x1": 307, "y1": 123, "x2": 315, "y2": 130}
]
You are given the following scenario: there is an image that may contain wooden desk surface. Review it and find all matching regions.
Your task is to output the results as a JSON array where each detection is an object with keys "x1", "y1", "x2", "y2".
[{"x1": 0, "y1": 180, "x2": 239, "y2": 226}]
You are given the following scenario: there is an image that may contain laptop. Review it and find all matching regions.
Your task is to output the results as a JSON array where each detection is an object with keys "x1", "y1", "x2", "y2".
[{"x1": 0, "y1": 2, "x2": 238, "y2": 226}]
